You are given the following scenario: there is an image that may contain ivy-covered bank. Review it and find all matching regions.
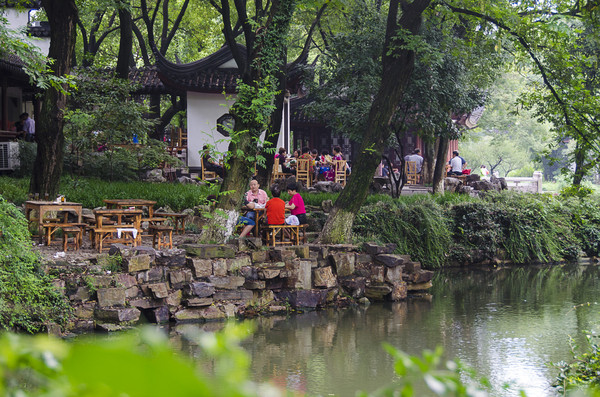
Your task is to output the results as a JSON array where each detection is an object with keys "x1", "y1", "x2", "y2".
[
  {"x1": 0, "y1": 197, "x2": 71, "y2": 332},
  {"x1": 352, "y1": 191, "x2": 600, "y2": 268}
]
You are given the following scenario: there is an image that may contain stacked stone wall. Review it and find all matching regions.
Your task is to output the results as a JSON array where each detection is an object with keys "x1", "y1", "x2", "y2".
[{"x1": 50, "y1": 242, "x2": 433, "y2": 333}]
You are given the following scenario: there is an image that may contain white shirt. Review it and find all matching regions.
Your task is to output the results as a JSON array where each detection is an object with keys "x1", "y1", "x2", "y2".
[
  {"x1": 406, "y1": 154, "x2": 423, "y2": 172},
  {"x1": 450, "y1": 156, "x2": 463, "y2": 173},
  {"x1": 24, "y1": 117, "x2": 35, "y2": 135}
]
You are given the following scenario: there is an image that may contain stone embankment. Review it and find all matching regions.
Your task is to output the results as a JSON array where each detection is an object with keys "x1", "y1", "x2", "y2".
[{"x1": 49, "y1": 241, "x2": 433, "y2": 333}]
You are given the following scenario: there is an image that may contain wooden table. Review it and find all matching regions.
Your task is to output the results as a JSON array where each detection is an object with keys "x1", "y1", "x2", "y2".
[
  {"x1": 92, "y1": 209, "x2": 143, "y2": 251},
  {"x1": 103, "y1": 199, "x2": 157, "y2": 218},
  {"x1": 25, "y1": 201, "x2": 83, "y2": 244}
]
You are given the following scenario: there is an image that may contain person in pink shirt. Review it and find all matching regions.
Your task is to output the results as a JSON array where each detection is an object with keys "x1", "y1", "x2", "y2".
[
  {"x1": 245, "y1": 178, "x2": 268, "y2": 208},
  {"x1": 285, "y1": 181, "x2": 307, "y2": 225}
]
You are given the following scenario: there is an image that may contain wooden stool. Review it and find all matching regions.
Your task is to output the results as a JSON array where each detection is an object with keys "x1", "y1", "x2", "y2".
[
  {"x1": 150, "y1": 225, "x2": 173, "y2": 250},
  {"x1": 155, "y1": 212, "x2": 186, "y2": 234},
  {"x1": 62, "y1": 226, "x2": 82, "y2": 252}
]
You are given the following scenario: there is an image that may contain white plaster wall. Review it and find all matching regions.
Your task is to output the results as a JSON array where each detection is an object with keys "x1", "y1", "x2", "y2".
[
  {"x1": 3, "y1": 8, "x2": 50, "y2": 55},
  {"x1": 187, "y1": 91, "x2": 236, "y2": 169},
  {"x1": 4, "y1": 8, "x2": 28, "y2": 30}
]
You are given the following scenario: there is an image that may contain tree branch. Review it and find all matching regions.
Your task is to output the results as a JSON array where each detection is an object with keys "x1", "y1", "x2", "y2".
[{"x1": 442, "y1": 1, "x2": 600, "y2": 156}]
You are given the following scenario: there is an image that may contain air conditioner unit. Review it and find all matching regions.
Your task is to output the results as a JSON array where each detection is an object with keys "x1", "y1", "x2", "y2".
[{"x1": 0, "y1": 142, "x2": 20, "y2": 171}]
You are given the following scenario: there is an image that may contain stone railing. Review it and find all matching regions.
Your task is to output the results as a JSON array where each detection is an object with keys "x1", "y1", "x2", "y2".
[
  {"x1": 51, "y1": 241, "x2": 433, "y2": 333},
  {"x1": 504, "y1": 171, "x2": 543, "y2": 194}
]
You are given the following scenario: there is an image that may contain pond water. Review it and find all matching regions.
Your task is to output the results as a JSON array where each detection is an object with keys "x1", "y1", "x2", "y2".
[{"x1": 171, "y1": 265, "x2": 600, "y2": 396}]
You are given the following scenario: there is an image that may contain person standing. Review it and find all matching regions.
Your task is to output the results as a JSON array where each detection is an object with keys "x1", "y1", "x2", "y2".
[
  {"x1": 480, "y1": 165, "x2": 490, "y2": 177},
  {"x1": 21, "y1": 113, "x2": 35, "y2": 142}
]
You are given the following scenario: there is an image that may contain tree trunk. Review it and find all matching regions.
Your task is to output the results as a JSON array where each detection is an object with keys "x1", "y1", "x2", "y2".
[
  {"x1": 423, "y1": 139, "x2": 435, "y2": 184},
  {"x1": 318, "y1": 0, "x2": 431, "y2": 244},
  {"x1": 116, "y1": 1, "x2": 133, "y2": 79},
  {"x1": 573, "y1": 141, "x2": 585, "y2": 186},
  {"x1": 30, "y1": 0, "x2": 78, "y2": 197},
  {"x1": 149, "y1": 93, "x2": 162, "y2": 140},
  {"x1": 432, "y1": 136, "x2": 448, "y2": 194}
]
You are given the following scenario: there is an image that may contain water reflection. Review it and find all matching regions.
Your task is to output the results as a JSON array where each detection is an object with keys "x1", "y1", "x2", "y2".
[{"x1": 170, "y1": 265, "x2": 600, "y2": 396}]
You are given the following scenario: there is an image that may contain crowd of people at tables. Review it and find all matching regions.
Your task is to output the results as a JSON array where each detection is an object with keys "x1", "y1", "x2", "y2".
[
  {"x1": 275, "y1": 145, "x2": 350, "y2": 182},
  {"x1": 238, "y1": 179, "x2": 307, "y2": 238},
  {"x1": 202, "y1": 144, "x2": 350, "y2": 182}
]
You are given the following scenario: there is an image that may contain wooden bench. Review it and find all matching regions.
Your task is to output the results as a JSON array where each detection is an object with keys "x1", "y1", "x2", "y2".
[
  {"x1": 42, "y1": 222, "x2": 87, "y2": 246},
  {"x1": 92, "y1": 227, "x2": 139, "y2": 252},
  {"x1": 262, "y1": 224, "x2": 307, "y2": 246},
  {"x1": 155, "y1": 212, "x2": 186, "y2": 234}
]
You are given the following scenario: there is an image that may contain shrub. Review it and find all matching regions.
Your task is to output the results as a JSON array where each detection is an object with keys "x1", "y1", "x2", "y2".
[
  {"x1": 0, "y1": 196, "x2": 71, "y2": 332},
  {"x1": 560, "y1": 184, "x2": 594, "y2": 199},
  {"x1": 554, "y1": 333, "x2": 600, "y2": 394},
  {"x1": 354, "y1": 199, "x2": 451, "y2": 268},
  {"x1": 0, "y1": 176, "x2": 218, "y2": 212}
]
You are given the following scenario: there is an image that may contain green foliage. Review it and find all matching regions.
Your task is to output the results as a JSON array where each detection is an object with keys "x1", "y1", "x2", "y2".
[
  {"x1": 0, "y1": 15, "x2": 75, "y2": 93},
  {"x1": 554, "y1": 332, "x2": 600, "y2": 395},
  {"x1": 0, "y1": 176, "x2": 218, "y2": 211},
  {"x1": 461, "y1": 72, "x2": 553, "y2": 178},
  {"x1": 0, "y1": 196, "x2": 71, "y2": 332},
  {"x1": 354, "y1": 198, "x2": 452, "y2": 268},
  {"x1": 561, "y1": 184, "x2": 594, "y2": 199},
  {"x1": 101, "y1": 254, "x2": 123, "y2": 273},
  {"x1": 13, "y1": 141, "x2": 37, "y2": 178},
  {"x1": 63, "y1": 70, "x2": 159, "y2": 180},
  {"x1": 0, "y1": 323, "x2": 496, "y2": 397},
  {"x1": 353, "y1": 191, "x2": 593, "y2": 268},
  {"x1": 0, "y1": 323, "x2": 278, "y2": 397},
  {"x1": 364, "y1": 345, "x2": 493, "y2": 396}
]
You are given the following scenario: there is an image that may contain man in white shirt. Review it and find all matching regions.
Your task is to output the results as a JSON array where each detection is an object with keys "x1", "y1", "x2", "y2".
[
  {"x1": 405, "y1": 149, "x2": 424, "y2": 173},
  {"x1": 448, "y1": 151, "x2": 464, "y2": 176},
  {"x1": 22, "y1": 113, "x2": 35, "y2": 142}
]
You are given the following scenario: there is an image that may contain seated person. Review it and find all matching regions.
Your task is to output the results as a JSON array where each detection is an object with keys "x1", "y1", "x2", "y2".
[
  {"x1": 244, "y1": 178, "x2": 268, "y2": 220},
  {"x1": 405, "y1": 148, "x2": 424, "y2": 173},
  {"x1": 319, "y1": 149, "x2": 334, "y2": 181},
  {"x1": 202, "y1": 145, "x2": 224, "y2": 178},
  {"x1": 265, "y1": 187, "x2": 285, "y2": 225},
  {"x1": 275, "y1": 147, "x2": 293, "y2": 173},
  {"x1": 285, "y1": 182, "x2": 307, "y2": 225},
  {"x1": 237, "y1": 215, "x2": 255, "y2": 238},
  {"x1": 447, "y1": 151, "x2": 464, "y2": 176}
]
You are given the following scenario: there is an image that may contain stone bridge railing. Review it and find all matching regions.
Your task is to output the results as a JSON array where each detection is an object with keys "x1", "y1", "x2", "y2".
[{"x1": 503, "y1": 171, "x2": 543, "y2": 194}]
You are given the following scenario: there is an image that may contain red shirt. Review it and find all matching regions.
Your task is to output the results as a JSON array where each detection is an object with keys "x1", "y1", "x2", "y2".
[{"x1": 266, "y1": 197, "x2": 285, "y2": 225}]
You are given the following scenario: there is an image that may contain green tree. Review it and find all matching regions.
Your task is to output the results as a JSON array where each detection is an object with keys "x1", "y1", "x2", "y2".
[
  {"x1": 461, "y1": 71, "x2": 554, "y2": 177},
  {"x1": 318, "y1": 0, "x2": 431, "y2": 243},
  {"x1": 29, "y1": 0, "x2": 79, "y2": 198}
]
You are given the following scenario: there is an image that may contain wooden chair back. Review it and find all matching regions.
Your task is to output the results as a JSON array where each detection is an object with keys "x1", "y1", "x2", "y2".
[
  {"x1": 333, "y1": 160, "x2": 347, "y2": 186},
  {"x1": 201, "y1": 163, "x2": 217, "y2": 180},
  {"x1": 272, "y1": 157, "x2": 292, "y2": 180},
  {"x1": 296, "y1": 158, "x2": 312, "y2": 188},
  {"x1": 405, "y1": 161, "x2": 419, "y2": 185}
]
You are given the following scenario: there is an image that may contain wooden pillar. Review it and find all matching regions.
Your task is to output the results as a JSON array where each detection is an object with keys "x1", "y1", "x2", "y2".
[{"x1": 1, "y1": 77, "x2": 8, "y2": 130}]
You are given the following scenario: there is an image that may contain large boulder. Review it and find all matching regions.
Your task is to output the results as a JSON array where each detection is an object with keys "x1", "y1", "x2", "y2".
[
  {"x1": 444, "y1": 177, "x2": 462, "y2": 192},
  {"x1": 144, "y1": 169, "x2": 166, "y2": 183}
]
